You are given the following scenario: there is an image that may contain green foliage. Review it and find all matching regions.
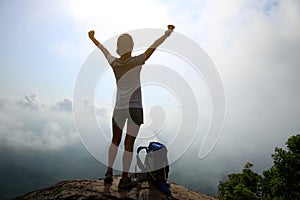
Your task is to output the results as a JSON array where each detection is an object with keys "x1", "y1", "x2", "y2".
[
  {"x1": 233, "y1": 183, "x2": 256, "y2": 200},
  {"x1": 218, "y1": 162, "x2": 261, "y2": 200},
  {"x1": 218, "y1": 134, "x2": 300, "y2": 200},
  {"x1": 261, "y1": 134, "x2": 300, "y2": 199}
]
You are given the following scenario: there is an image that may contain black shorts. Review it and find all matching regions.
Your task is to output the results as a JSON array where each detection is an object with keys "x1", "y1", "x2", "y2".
[{"x1": 112, "y1": 108, "x2": 144, "y2": 128}]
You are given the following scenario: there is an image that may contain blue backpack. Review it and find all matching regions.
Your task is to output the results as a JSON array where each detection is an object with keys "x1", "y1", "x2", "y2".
[{"x1": 134, "y1": 142, "x2": 171, "y2": 197}]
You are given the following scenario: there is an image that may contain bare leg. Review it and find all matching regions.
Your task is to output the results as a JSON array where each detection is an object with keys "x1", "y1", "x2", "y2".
[
  {"x1": 106, "y1": 124, "x2": 123, "y2": 174},
  {"x1": 122, "y1": 123, "x2": 140, "y2": 179}
]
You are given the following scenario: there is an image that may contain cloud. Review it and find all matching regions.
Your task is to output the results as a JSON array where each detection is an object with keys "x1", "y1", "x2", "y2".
[
  {"x1": 17, "y1": 91, "x2": 44, "y2": 111},
  {"x1": 0, "y1": 92, "x2": 113, "y2": 151},
  {"x1": 0, "y1": 112, "x2": 77, "y2": 151},
  {"x1": 93, "y1": 103, "x2": 109, "y2": 118},
  {"x1": 0, "y1": 96, "x2": 16, "y2": 110},
  {"x1": 0, "y1": 93, "x2": 78, "y2": 150},
  {"x1": 52, "y1": 97, "x2": 73, "y2": 112},
  {"x1": 79, "y1": 98, "x2": 110, "y2": 118}
]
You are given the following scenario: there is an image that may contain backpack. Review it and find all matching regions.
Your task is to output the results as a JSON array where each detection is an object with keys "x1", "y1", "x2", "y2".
[{"x1": 134, "y1": 142, "x2": 171, "y2": 197}]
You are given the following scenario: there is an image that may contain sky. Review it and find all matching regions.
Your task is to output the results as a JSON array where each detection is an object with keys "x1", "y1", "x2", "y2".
[{"x1": 1, "y1": 0, "x2": 300, "y2": 198}]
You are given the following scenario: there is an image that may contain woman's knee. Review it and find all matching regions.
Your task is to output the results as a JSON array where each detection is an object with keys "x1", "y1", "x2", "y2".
[
  {"x1": 124, "y1": 135, "x2": 135, "y2": 152},
  {"x1": 112, "y1": 136, "x2": 121, "y2": 146},
  {"x1": 124, "y1": 144, "x2": 134, "y2": 152},
  {"x1": 112, "y1": 125, "x2": 122, "y2": 146}
]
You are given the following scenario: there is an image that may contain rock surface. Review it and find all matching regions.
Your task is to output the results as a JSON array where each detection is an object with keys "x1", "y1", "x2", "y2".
[{"x1": 14, "y1": 176, "x2": 216, "y2": 200}]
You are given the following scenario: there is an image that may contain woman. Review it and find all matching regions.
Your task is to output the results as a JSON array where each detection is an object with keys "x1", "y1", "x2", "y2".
[{"x1": 88, "y1": 25, "x2": 174, "y2": 189}]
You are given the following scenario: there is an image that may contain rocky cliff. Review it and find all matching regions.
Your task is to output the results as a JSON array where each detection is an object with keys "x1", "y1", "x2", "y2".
[{"x1": 14, "y1": 176, "x2": 216, "y2": 200}]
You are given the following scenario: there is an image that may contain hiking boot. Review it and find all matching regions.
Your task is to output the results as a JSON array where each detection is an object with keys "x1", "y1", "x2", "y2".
[
  {"x1": 104, "y1": 172, "x2": 113, "y2": 184},
  {"x1": 118, "y1": 177, "x2": 138, "y2": 189}
]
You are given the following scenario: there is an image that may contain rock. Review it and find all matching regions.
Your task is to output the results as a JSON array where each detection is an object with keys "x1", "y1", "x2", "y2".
[{"x1": 13, "y1": 176, "x2": 216, "y2": 200}]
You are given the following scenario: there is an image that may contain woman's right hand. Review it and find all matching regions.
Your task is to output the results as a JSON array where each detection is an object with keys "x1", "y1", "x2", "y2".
[
  {"x1": 165, "y1": 25, "x2": 175, "y2": 36},
  {"x1": 88, "y1": 30, "x2": 95, "y2": 38}
]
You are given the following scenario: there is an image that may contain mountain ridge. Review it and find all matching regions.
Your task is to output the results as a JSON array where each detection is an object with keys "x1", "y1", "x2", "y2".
[{"x1": 14, "y1": 175, "x2": 216, "y2": 200}]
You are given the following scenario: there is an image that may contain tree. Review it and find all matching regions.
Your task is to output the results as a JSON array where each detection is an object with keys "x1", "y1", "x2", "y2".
[
  {"x1": 218, "y1": 162, "x2": 261, "y2": 200},
  {"x1": 261, "y1": 134, "x2": 300, "y2": 199},
  {"x1": 218, "y1": 134, "x2": 300, "y2": 199}
]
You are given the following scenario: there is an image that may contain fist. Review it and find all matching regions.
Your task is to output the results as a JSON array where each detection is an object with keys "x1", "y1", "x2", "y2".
[
  {"x1": 167, "y1": 25, "x2": 175, "y2": 31},
  {"x1": 165, "y1": 25, "x2": 175, "y2": 36},
  {"x1": 88, "y1": 30, "x2": 95, "y2": 38}
]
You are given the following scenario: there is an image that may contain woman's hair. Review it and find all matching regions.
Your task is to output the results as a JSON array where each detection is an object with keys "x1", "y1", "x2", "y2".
[{"x1": 116, "y1": 34, "x2": 134, "y2": 56}]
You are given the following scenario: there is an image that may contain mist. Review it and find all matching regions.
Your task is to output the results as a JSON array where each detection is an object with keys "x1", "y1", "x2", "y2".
[{"x1": 1, "y1": 84, "x2": 299, "y2": 198}]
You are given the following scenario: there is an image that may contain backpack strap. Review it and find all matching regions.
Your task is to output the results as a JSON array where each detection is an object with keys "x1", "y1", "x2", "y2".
[
  {"x1": 136, "y1": 146, "x2": 148, "y2": 172},
  {"x1": 137, "y1": 146, "x2": 148, "y2": 153}
]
